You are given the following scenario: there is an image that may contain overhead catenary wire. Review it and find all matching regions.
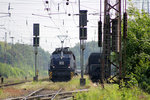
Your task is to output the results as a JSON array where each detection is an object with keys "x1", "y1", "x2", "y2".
[
  {"x1": 41, "y1": 0, "x2": 81, "y2": 36},
  {"x1": 0, "y1": 0, "x2": 106, "y2": 49},
  {"x1": 42, "y1": 0, "x2": 64, "y2": 34}
]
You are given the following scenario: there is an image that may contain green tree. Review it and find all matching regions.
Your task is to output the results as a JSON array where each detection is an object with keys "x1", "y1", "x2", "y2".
[
  {"x1": 125, "y1": 3, "x2": 150, "y2": 93},
  {"x1": 0, "y1": 42, "x2": 50, "y2": 77}
]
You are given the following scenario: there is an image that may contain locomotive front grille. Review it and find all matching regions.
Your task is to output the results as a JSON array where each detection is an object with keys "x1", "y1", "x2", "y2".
[{"x1": 52, "y1": 69, "x2": 71, "y2": 76}]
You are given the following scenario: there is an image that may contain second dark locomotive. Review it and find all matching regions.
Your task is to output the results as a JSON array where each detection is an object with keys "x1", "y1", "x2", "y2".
[{"x1": 85, "y1": 52, "x2": 102, "y2": 82}]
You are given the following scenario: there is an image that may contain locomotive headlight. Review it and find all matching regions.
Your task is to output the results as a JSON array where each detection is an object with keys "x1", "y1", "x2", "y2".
[{"x1": 52, "y1": 66, "x2": 55, "y2": 68}]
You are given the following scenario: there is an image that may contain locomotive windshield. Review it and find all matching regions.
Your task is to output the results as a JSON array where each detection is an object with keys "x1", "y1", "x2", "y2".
[{"x1": 52, "y1": 54, "x2": 70, "y2": 59}]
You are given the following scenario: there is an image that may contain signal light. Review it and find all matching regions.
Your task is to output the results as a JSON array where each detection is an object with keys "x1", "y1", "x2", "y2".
[
  {"x1": 98, "y1": 20, "x2": 102, "y2": 47},
  {"x1": 45, "y1": 0, "x2": 49, "y2": 4},
  {"x1": 112, "y1": 19, "x2": 118, "y2": 52},
  {"x1": 80, "y1": 27, "x2": 87, "y2": 40},
  {"x1": 33, "y1": 24, "x2": 39, "y2": 36},
  {"x1": 68, "y1": 13, "x2": 71, "y2": 16},
  {"x1": 79, "y1": 10, "x2": 88, "y2": 27},
  {"x1": 66, "y1": 2, "x2": 69, "y2": 5},
  {"x1": 33, "y1": 37, "x2": 39, "y2": 47},
  {"x1": 123, "y1": 12, "x2": 127, "y2": 39}
]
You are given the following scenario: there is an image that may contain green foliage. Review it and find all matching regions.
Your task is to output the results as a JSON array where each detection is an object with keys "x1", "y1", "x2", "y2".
[
  {"x1": 0, "y1": 42, "x2": 50, "y2": 78},
  {"x1": 126, "y1": 74, "x2": 138, "y2": 87},
  {"x1": 0, "y1": 89, "x2": 2, "y2": 95},
  {"x1": 0, "y1": 62, "x2": 34, "y2": 78},
  {"x1": 75, "y1": 84, "x2": 149, "y2": 100},
  {"x1": 125, "y1": 3, "x2": 150, "y2": 93}
]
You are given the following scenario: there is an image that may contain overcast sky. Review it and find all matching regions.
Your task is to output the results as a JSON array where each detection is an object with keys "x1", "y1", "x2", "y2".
[
  {"x1": 0, "y1": 0, "x2": 137, "y2": 53},
  {"x1": 0, "y1": 0, "x2": 104, "y2": 53}
]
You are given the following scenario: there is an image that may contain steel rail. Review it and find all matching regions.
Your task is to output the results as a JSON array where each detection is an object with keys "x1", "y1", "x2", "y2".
[
  {"x1": 9, "y1": 88, "x2": 89, "y2": 100},
  {"x1": 51, "y1": 88, "x2": 62, "y2": 100},
  {"x1": 0, "y1": 81, "x2": 29, "y2": 88},
  {"x1": 0, "y1": 78, "x2": 49, "y2": 88},
  {"x1": 26, "y1": 88, "x2": 89, "y2": 99},
  {"x1": 24, "y1": 88, "x2": 44, "y2": 99}
]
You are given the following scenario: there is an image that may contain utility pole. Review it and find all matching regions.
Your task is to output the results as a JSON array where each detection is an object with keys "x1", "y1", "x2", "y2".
[
  {"x1": 4, "y1": 32, "x2": 7, "y2": 64},
  {"x1": 34, "y1": 46, "x2": 38, "y2": 80},
  {"x1": 33, "y1": 23, "x2": 40, "y2": 81},
  {"x1": 116, "y1": 0, "x2": 122, "y2": 86},
  {"x1": 98, "y1": 0, "x2": 104, "y2": 88},
  {"x1": 123, "y1": 0, "x2": 127, "y2": 81},
  {"x1": 0, "y1": 2, "x2": 12, "y2": 18},
  {"x1": 10, "y1": 36, "x2": 14, "y2": 49},
  {"x1": 78, "y1": 0, "x2": 87, "y2": 86}
]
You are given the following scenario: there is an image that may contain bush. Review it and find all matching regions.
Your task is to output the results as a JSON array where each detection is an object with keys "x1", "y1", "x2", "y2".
[
  {"x1": 141, "y1": 82, "x2": 148, "y2": 90},
  {"x1": 0, "y1": 62, "x2": 34, "y2": 78},
  {"x1": 146, "y1": 86, "x2": 150, "y2": 94},
  {"x1": 145, "y1": 67, "x2": 150, "y2": 78}
]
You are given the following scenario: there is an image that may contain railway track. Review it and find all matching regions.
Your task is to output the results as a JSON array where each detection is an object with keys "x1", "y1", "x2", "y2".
[
  {"x1": 9, "y1": 88, "x2": 89, "y2": 100},
  {"x1": 0, "y1": 78, "x2": 49, "y2": 88},
  {"x1": 0, "y1": 81, "x2": 29, "y2": 88},
  {"x1": 24, "y1": 88, "x2": 44, "y2": 99}
]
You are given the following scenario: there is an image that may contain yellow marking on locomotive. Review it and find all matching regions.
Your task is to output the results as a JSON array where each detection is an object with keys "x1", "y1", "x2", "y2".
[
  {"x1": 49, "y1": 71, "x2": 52, "y2": 79},
  {"x1": 71, "y1": 72, "x2": 74, "y2": 79}
]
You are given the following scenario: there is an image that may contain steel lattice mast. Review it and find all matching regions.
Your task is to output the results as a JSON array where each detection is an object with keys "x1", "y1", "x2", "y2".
[{"x1": 102, "y1": 0, "x2": 122, "y2": 85}]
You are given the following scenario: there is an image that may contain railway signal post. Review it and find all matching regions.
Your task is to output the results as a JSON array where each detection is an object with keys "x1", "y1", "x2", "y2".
[
  {"x1": 79, "y1": 9, "x2": 88, "y2": 86},
  {"x1": 98, "y1": 0, "x2": 104, "y2": 88},
  {"x1": 33, "y1": 23, "x2": 40, "y2": 81},
  {"x1": 78, "y1": 0, "x2": 88, "y2": 86}
]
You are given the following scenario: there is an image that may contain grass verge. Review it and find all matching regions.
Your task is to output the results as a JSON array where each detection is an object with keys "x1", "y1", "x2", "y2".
[
  {"x1": 0, "y1": 76, "x2": 150, "y2": 100},
  {"x1": 74, "y1": 84, "x2": 150, "y2": 100}
]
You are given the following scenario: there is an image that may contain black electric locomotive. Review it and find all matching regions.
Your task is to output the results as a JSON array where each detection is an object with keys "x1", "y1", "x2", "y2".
[
  {"x1": 85, "y1": 52, "x2": 102, "y2": 82},
  {"x1": 48, "y1": 47, "x2": 76, "y2": 81}
]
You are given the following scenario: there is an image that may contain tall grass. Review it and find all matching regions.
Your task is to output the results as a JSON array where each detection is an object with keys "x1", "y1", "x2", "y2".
[{"x1": 74, "y1": 84, "x2": 150, "y2": 100}]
